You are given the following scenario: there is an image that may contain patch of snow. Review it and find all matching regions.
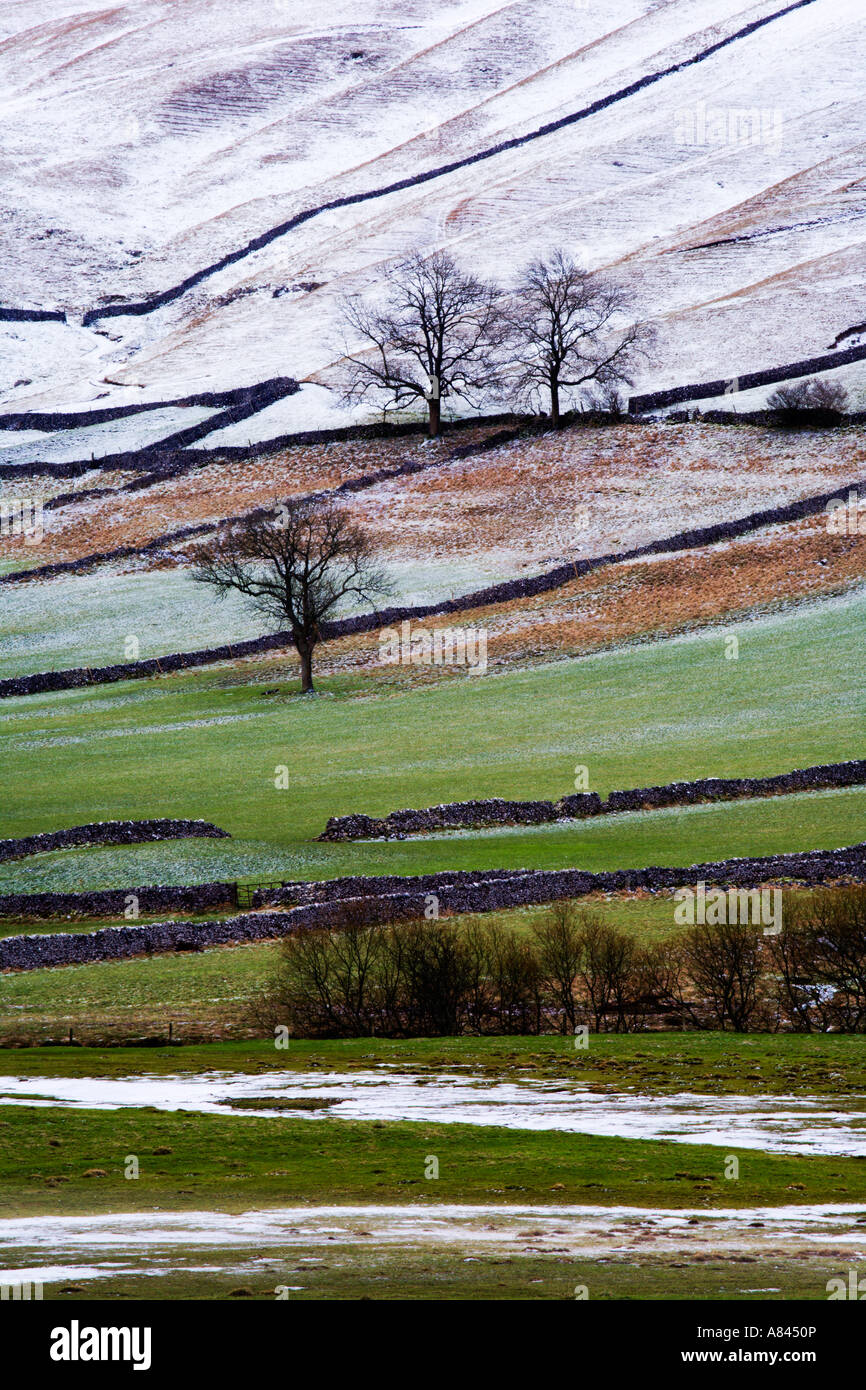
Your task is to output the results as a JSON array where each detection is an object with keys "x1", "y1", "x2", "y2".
[
  {"x1": 3, "y1": 1070, "x2": 866, "y2": 1156},
  {"x1": 2, "y1": 1203, "x2": 865, "y2": 1280}
]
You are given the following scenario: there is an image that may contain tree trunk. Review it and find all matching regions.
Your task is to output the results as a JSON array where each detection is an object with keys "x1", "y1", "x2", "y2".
[
  {"x1": 550, "y1": 377, "x2": 561, "y2": 429},
  {"x1": 427, "y1": 394, "x2": 441, "y2": 438},
  {"x1": 297, "y1": 640, "x2": 315, "y2": 693}
]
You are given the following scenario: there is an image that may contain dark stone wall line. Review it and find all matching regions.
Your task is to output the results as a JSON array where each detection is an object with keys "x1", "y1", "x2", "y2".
[
  {"x1": 0, "y1": 425, "x2": 520, "y2": 587},
  {"x1": 0, "y1": 378, "x2": 297, "y2": 481},
  {"x1": 0, "y1": 882, "x2": 236, "y2": 920},
  {"x1": 0, "y1": 380, "x2": 296, "y2": 435},
  {"x1": 0, "y1": 819, "x2": 230, "y2": 864},
  {"x1": 0, "y1": 307, "x2": 65, "y2": 323},
  {"x1": 0, "y1": 408, "x2": 525, "y2": 486},
  {"x1": 319, "y1": 761, "x2": 866, "y2": 840},
  {"x1": 1, "y1": 835, "x2": 862, "y2": 972}
]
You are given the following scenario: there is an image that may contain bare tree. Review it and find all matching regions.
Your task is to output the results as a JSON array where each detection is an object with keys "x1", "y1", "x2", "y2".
[
  {"x1": 681, "y1": 921, "x2": 765, "y2": 1032},
  {"x1": 574, "y1": 918, "x2": 642, "y2": 1033},
  {"x1": 768, "y1": 887, "x2": 866, "y2": 1032},
  {"x1": 339, "y1": 250, "x2": 507, "y2": 437},
  {"x1": 533, "y1": 901, "x2": 584, "y2": 1034},
  {"x1": 191, "y1": 498, "x2": 392, "y2": 693},
  {"x1": 507, "y1": 249, "x2": 650, "y2": 427}
]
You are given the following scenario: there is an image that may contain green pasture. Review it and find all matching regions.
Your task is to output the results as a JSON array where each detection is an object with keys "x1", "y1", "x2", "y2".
[{"x1": 0, "y1": 592, "x2": 863, "y2": 893}]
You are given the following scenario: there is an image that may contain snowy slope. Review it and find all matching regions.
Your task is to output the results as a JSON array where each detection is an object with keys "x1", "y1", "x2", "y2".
[{"x1": 1, "y1": 0, "x2": 863, "y2": 422}]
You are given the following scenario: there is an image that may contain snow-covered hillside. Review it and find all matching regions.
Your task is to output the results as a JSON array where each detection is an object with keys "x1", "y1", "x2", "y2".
[{"x1": 1, "y1": 0, "x2": 864, "y2": 423}]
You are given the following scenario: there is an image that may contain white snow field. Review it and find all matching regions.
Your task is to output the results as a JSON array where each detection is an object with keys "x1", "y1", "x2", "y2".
[
  {"x1": 0, "y1": 0, "x2": 864, "y2": 426},
  {"x1": 0, "y1": 405, "x2": 217, "y2": 465}
]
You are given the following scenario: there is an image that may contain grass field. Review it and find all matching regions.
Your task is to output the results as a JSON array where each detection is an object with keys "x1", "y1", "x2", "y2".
[
  {"x1": 2, "y1": 1102, "x2": 864, "y2": 1218},
  {"x1": 2, "y1": 1034, "x2": 864, "y2": 1299},
  {"x1": 2, "y1": 787, "x2": 864, "y2": 895},
  {"x1": 1, "y1": 591, "x2": 863, "y2": 894},
  {"x1": 0, "y1": 557, "x2": 518, "y2": 680},
  {"x1": 3, "y1": 1035, "x2": 866, "y2": 1096},
  {"x1": 2, "y1": 542, "x2": 864, "y2": 1307},
  {"x1": 3, "y1": 1097, "x2": 863, "y2": 1299},
  {"x1": 0, "y1": 893, "x2": 678, "y2": 940},
  {"x1": 0, "y1": 569, "x2": 261, "y2": 679},
  {"x1": 20, "y1": 1252, "x2": 858, "y2": 1303}
]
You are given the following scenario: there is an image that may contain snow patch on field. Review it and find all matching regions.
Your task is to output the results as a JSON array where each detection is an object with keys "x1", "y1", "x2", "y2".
[
  {"x1": 201, "y1": 385, "x2": 366, "y2": 445},
  {"x1": 2, "y1": 1203, "x2": 866, "y2": 1287},
  {"x1": 3, "y1": 1071, "x2": 866, "y2": 1156},
  {"x1": 0, "y1": 408, "x2": 217, "y2": 466}
]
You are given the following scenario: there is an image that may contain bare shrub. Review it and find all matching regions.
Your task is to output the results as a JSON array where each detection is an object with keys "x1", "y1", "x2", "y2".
[
  {"x1": 768, "y1": 887, "x2": 866, "y2": 1032},
  {"x1": 680, "y1": 920, "x2": 766, "y2": 1032},
  {"x1": 248, "y1": 888, "x2": 866, "y2": 1039},
  {"x1": 572, "y1": 917, "x2": 643, "y2": 1033},
  {"x1": 395, "y1": 918, "x2": 474, "y2": 1036},
  {"x1": 482, "y1": 922, "x2": 544, "y2": 1034},
  {"x1": 640, "y1": 939, "x2": 703, "y2": 1029},
  {"x1": 767, "y1": 377, "x2": 849, "y2": 426},
  {"x1": 532, "y1": 901, "x2": 584, "y2": 1033}
]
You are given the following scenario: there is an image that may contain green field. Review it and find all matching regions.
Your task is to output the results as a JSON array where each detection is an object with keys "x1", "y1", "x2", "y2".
[
  {"x1": 3, "y1": 1035, "x2": 866, "y2": 1096},
  {"x1": 2, "y1": 1102, "x2": 863, "y2": 1218},
  {"x1": 1, "y1": 588, "x2": 864, "y2": 1304},
  {"x1": 3, "y1": 1095, "x2": 862, "y2": 1298},
  {"x1": 0, "y1": 568, "x2": 261, "y2": 679},
  {"x1": 20, "y1": 1251, "x2": 856, "y2": 1303},
  {"x1": 2, "y1": 1034, "x2": 864, "y2": 1299},
  {"x1": 0, "y1": 555, "x2": 516, "y2": 680},
  {"x1": 1, "y1": 591, "x2": 864, "y2": 894}
]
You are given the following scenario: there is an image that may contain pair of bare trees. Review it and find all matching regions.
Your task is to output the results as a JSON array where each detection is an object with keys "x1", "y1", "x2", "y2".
[
  {"x1": 340, "y1": 248, "x2": 650, "y2": 435},
  {"x1": 192, "y1": 249, "x2": 648, "y2": 694}
]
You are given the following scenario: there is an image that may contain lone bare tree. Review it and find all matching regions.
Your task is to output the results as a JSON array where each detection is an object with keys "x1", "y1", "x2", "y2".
[
  {"x1": 191, "y1": 498, "x2": 392, "y2": 693},
  {"x1": 507, "y1": 249, "x2": 650, "y2": 427},
  {"x1": 339, "y1": 250, "x2": 506, "y2": 437}
]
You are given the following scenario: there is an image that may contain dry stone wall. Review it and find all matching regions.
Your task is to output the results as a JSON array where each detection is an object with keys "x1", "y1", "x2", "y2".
[
  {"x1": 0, "y1": 819, "x2": 229, "y2": 864},
  {"x1": 319, "y1": 760, "x2": 866, "y2": 840},
  {"x1": 2, "y1": 840, "x2": 865, "y2": 972}
]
